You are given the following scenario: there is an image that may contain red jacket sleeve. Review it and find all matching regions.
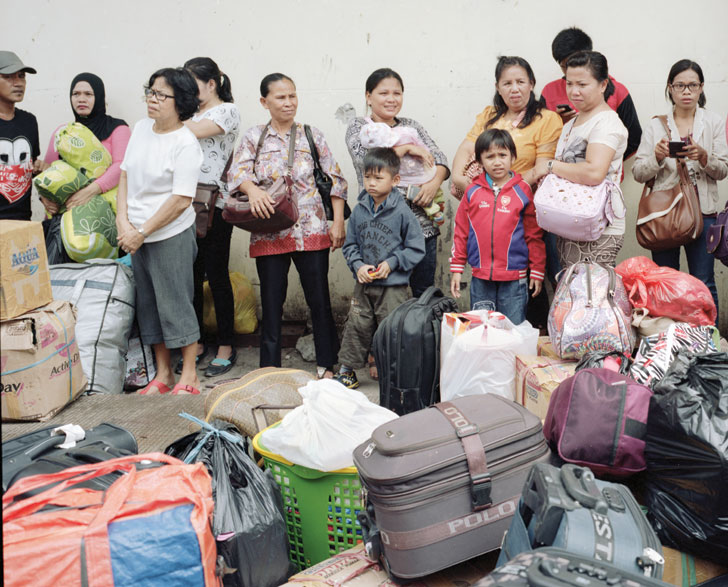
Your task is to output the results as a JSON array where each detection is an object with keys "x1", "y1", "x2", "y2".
[
  {"x1": 521, "y1": 182, "x2": 546, "y2": 281},
  {"x1": 449, "y1": 185, "x2": 472, "y2": 273}
]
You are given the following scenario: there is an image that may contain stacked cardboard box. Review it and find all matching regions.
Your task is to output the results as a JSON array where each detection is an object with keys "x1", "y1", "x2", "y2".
[{"x1": 515, "y1": 355, "x2": 577, "y2": 421}]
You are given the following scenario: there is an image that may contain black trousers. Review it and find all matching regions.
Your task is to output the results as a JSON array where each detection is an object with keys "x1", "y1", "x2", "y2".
[
  {"x1": 193, "y1": 207, "x2": 235, "y2": 346},
  {"x1": 256, "y1": 248, "x2": 339, "y2": 370}
]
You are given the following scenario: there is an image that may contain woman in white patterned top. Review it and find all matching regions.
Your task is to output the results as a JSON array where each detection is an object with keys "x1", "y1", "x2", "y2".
[{"x1": 180, "y1": 57, "x2": 241, "y2": 377}]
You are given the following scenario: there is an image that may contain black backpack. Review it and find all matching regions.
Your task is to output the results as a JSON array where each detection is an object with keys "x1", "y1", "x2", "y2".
[{"x1": 372, "y1": 287, "x2": 458, "y2": 416}]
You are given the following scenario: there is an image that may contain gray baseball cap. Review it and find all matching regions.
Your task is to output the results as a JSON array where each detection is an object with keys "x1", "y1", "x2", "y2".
[{"x1": 0, "y1": 51, "x2": 37, "y2": 75}]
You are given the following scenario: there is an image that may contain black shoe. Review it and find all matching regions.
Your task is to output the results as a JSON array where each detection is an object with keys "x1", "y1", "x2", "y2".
[
  {"x1": 204, "y1": 347, "x2": 237, "y2": 377},
  {"x1": 175, "y1": 344, "x2": 207, "y2": 374}
]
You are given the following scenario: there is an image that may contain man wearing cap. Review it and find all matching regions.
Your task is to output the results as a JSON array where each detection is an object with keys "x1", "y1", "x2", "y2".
[{"x1": 0, "y1": 51, "x2": 40, "y2": 221}]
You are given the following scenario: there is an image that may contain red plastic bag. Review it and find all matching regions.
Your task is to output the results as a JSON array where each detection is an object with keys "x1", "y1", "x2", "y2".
[{"x1": 615, "y1": 256, "x2": 716, "y2": 326}]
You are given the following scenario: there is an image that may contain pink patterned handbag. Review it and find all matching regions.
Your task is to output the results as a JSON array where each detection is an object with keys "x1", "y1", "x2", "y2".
[
  {"x1": 548, "y1": 262, "x2": 635, "y2": 360},
  {"x1": 534, "y1": 173, "x2": 623, "y2": 241}
]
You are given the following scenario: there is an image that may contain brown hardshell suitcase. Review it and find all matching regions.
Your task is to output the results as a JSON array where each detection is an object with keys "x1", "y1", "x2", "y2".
[{"x1": 353, "y1": 394, "x2": 551, "y2": 580}]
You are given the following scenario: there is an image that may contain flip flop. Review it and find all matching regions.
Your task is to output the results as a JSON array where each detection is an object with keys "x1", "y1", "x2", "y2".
[
  {"x1": 171, "y1": 383, "x2": 201, "y2": 395},
  {"x1": 138, "y1": 379, "x2": 172, "y2": 395}
]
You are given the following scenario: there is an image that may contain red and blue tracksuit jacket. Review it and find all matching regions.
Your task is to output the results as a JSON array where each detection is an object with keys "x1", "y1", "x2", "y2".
[{"x1": 450, "y1": 172, "x2": 546, "y2": 282}]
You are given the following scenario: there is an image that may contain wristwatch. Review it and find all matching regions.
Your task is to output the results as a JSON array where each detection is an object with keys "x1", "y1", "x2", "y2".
[
  {"x1": 137, "y1": 226, "x2": 147, "y2": 238},
  {"x1": 547, "y1": 160, "x2": 554, "y2": 173}
]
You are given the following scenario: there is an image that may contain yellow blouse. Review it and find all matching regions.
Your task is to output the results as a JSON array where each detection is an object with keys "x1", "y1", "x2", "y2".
[{"x1": 465, "y1": 106, "x2": 563, "y2": 174}]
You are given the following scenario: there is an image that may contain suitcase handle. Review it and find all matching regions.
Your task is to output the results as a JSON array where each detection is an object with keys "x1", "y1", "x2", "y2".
[{"x1": 561, "y1": 465, "x2": 608, "y2": 514}]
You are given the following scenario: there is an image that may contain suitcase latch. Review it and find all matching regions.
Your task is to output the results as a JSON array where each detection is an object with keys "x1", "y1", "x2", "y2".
[
  {"x1": 456, "y1": 423, "x2": 479, "y2": 438},
  {"x1": 471, "y1": 472, "x2": 492, "y2": 510}
]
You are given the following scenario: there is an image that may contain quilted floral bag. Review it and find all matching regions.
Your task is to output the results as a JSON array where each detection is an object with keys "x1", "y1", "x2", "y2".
[
  {"x1": 534, "y1": 173, "x2": 623, "y2": 241},
  {"x1": 33, "y1": 160, "x2": 91, "y2": 206},
  {"x1": 60, "y1": 195, "x2": 119, "y2": 262},
  {"x1": 548, "y1": 262, "x2": 636, "y2": 360},
  {"x1": 54, "y1": 122, "x2": 112, "y2": 179}
]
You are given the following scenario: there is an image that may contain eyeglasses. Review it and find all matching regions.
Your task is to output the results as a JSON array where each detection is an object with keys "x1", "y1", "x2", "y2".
[
  {"x1": 670, "y1": 82, "x2": 702, "y2": 93},
  {"x1": 144, "y1": 88, "x2": 174, "y2": 102}
]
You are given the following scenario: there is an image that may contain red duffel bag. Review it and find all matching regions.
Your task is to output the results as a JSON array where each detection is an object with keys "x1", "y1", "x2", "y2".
[{"x1": 3, "y1": 453, "x2": 219, "y2": 587}]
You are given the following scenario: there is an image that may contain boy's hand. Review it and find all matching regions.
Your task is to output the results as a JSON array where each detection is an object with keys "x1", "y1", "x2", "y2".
[
  {"x1": 529, "y1": 278, "x2": 542, "y2": 298},
  {"x1": 450, "y1": 273, "x2": 462, "y2": 299},
  {"x1": 375, "y1": 261, "x2": 391, "y2": 279},
  {"x1": 357, "y1": 265, "x2": 377, "y2": 284}
]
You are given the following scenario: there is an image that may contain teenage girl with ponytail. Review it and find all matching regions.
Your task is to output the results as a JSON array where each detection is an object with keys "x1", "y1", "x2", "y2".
[{"x1": 180, "y1": 57, "x2": 241, "y2": 377}]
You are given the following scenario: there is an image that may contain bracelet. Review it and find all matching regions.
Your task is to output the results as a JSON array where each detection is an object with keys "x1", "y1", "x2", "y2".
[
  {"x1": 547, "y1": 160, "x2": 554, "y2": 174},
  {"x1": 137, "y1": 226, "x2": 147, "y2": 238}
]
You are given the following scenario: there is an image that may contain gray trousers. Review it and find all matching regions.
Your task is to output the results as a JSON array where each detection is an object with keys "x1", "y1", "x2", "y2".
[
  {"x1": 338, "y1": 282, "x2": 408, "y2": 369},
  {"x1": 131, "y1": 225, "x2": 200, "y2": 348}
]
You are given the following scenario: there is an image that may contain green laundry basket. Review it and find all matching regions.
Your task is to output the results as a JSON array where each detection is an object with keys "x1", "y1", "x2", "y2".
[{"x1": 253, "y1": 423, "x2": 364, "y2": 570}]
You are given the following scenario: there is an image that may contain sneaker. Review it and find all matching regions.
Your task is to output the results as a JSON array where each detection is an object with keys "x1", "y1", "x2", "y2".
[{"x1": 333, "y1": 371, "x2": 359, "y2": 389}]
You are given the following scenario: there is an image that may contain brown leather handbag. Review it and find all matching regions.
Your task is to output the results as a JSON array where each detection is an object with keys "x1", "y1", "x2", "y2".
[
  {"x1": 223, "y1": 123, "x2": 299, "y2": 233},
  {"x1": 635, "y1": 115, "x2": 703, "y2": 251},
  {"x1": 192, "y1": 155, "x2": 233, "y2": 238}
]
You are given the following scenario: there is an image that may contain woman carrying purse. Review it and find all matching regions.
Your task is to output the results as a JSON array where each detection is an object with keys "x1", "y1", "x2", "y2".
[
  {"x1": 632, "y1": 59, "x2": 728, "y2": 320},
  {"x1": 533, "y1": 51, "x2": 628, "y2": 267},
  {"x1": 227, "y1": 73, "x2": 348, "y2": 379}
]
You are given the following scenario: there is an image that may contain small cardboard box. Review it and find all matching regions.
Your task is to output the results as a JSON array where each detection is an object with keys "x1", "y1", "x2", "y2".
[
  {"x1": 0, "y1": 220, "x2": 53, "y2": 321},
  {"x1": 515, "y1": 355, "x2": 577, "y2": 421},
  {"x1": 1, "y1": 300, "x2": 86, "y2": 421},
  {"x1": 536, "y1": 336, "x2": 560, "y2": 360},
  {"x1": 282, "y1": 543, "x2": 497, "y2": 586}
]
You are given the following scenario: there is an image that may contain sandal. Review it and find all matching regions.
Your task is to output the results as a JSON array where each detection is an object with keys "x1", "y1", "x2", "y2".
[
  {"x1": 317, "y1": 366, "x2": 334, "y2": 379},
  {"x1": 171, "y1": 383, "x2": 201, "y2": 395},
  {"x1": 204, "y1": 348, "x2": 237, "y2": 377},
  {"x1": 175, "y1": 344, "x2": 208, "y2": 375},
  {"x1": 138, "y1": 379, "x2": 172, "y2": 395}
]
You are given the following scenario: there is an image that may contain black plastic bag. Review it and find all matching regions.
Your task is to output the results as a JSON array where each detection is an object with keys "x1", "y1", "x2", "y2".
[
  {"x1": 575, "y1": 350, "x2": 631, "y2": 375},
  {"x1": 644, "y1": 352, "x2": 728, "y2": 563},
  {"x1": 165, "y1": 414, "x2": 293, "y2": 587},
  {"x1": 43, "y1": 215, "x2": 70, "y2": 265}
]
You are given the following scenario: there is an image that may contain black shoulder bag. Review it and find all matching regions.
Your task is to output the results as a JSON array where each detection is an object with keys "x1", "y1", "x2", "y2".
[{"x1": 303, "y1": 124, "x2": 350, "y2": 221}]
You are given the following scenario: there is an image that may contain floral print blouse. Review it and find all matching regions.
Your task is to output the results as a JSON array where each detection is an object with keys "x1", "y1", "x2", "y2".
[{"x1": 228, "y1": 122, "x2": 348, "y2": 257}]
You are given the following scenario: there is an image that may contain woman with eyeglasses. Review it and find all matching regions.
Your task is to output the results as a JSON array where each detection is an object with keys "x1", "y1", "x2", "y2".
[
  {"x1": 116, "y1": 67, "x2": 204, "y2": 395},
  {"x1": 633, "y1": 59, "x2": 728, "y2": 319}
]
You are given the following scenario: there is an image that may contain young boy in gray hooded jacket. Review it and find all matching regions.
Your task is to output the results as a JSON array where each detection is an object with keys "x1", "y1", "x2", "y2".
[{"x1": 334, "y1": 147, "x2": 426, "y2": 389}]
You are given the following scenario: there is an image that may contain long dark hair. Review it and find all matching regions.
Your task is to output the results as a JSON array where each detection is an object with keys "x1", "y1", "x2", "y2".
[
  {"x1": 260, "y1": 73, "x2": 295, "y2": 97},
  {"x1": 184, "y1": 57, "x2": 234, "y2": 103},
  {"x1": 565, "y1": 51, "x2": 615, "y2": 102},
  {"x1": 665, "y1": 59, "x2": 706, "y2": 107},
  {"x1": 486, "y1": 56, "x2": 544, "y2": 130}
]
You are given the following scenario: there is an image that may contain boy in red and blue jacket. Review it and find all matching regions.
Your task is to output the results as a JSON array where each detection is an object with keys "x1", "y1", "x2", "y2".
[{"x1": 450, "y1": 129, "x2": 545, "y2": 324}]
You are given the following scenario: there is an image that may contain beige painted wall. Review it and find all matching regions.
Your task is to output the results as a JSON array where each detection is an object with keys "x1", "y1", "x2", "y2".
[{"x1": 10, "y1": 0, "x2": 728, "y2": 330}]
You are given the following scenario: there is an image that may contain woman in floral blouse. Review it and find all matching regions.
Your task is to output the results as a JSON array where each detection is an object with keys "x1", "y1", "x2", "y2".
[{"x1": 228, "y1": 73, "x2": 348, "y2": 379}]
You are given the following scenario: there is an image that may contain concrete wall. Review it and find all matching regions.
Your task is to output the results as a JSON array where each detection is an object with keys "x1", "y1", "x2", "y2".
[{"x1": 10, "y1": 0, "x2": 728, "y2": 331}]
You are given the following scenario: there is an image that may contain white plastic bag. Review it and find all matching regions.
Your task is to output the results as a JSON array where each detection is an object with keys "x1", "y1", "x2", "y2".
[
  {"x1": 261, "y1": 379, "x2": 398, "y2": 471},
  {"x1": 440, "y1": 311, "x2": 539, "y2": 401}
]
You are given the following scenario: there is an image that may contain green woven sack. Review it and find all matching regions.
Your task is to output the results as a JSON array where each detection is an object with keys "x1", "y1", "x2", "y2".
[
  {"x1": 33, "y1": 160, "x2": 91, "y2": 205},
  {"x1": 61, "y1": 194, "x2": 119, "y2": 262},
  {"x1": 55, "y1": 122, "x2": 112, "y2": 179}
]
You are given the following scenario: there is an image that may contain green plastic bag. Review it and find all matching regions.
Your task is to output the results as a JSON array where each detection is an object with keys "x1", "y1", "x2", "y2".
[
  {"x1": 33, "y1": 160, "x2": 91, "y2": 205},
  {"x1": 55, "y1": 122, "x2": 112, "y2": 179},
  {"x1": 61, "y1": 195, "x2": 119, "y2": 262}
]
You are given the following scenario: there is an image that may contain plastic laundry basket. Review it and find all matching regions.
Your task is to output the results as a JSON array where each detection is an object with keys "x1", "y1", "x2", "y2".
[{"x1": 252, "y1": 424, "x2": 364, "y2": 570}]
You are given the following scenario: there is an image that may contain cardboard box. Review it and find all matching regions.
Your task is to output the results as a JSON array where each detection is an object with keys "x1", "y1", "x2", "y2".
[
  {"x1": 662, "y1": 546, "x2": 728, "y2": 586},
  {"x1": 0, "y1": 220, "x2": 53, "y2": 321},
  {"x1": 1, "y1": 300, "x2": 86, "y2": 421},
  {"x1": 282, "y1": 543, "x2": 498, "y2": 586},
  {"x1": 515, "y1": 355, "x2": 577, "y2": 421},
  {"x1": 536, "y1": 336, "x2": 560, "y2": 360}
]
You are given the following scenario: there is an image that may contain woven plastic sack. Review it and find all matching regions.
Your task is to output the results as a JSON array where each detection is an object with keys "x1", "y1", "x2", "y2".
[
  {"x1": 61, "y1": 194, "x2": 118, "y2": 262},
  {"x1": 33, "y1": 160, "x2": 91, "y2": 206},
  {"x1": 2, "y1": 453, "x2": 218, "y2": 587},
  {"x1": 204, "y1": 367, "x2": 313, "y2": 437},
  {"x1": 54, "y1": 122, "x2": 112, "y2": 179},
  {"x1": 203, "y1": 271, "x2": 258, "y2": 335}
]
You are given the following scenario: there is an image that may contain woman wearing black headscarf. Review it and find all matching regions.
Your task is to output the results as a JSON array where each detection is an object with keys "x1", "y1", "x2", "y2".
[{"x1": 41, "y1": 72, "x2": 130, "y2": 214}]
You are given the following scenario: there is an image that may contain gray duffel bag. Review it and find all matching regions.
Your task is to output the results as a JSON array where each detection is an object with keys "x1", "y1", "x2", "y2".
[{"x1": 50, "y1": 260, "x2": 135, "y2": 394}]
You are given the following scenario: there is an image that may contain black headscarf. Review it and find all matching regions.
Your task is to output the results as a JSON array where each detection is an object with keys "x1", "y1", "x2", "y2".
[{"x1": 70, "y1": 72, "x2": 127, "y2": 142}]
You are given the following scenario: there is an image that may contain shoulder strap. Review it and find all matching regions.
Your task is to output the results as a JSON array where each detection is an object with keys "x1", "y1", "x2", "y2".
[
  {"x1": 654, "y1": 115, "x2": 671, "y2": 138},
  {"x1": 252, "y1": 122, "x2": 296, "y2": 178},
  {"x1": 253, "y1": 123, "x2": 270, "y2": 169},
  {"x1": 304, "y1": 124, "x2": 323, "y2": 173}
]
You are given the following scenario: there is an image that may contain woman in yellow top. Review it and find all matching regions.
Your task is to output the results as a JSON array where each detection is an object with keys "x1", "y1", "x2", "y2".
[{"x1": 451, "y1": 56, "x2": 562, "y2": 327}]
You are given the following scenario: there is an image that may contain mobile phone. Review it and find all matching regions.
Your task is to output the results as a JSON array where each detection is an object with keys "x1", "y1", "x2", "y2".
[
  {"x1": 406, "y1": 185, "x2": 421, "y2": 201},
  {"x1": 556, "y1": 103, "x2": 573, "y2": 113},
  {"x1": 669, "y1": 141, "x2": 687, "y2": 157}
]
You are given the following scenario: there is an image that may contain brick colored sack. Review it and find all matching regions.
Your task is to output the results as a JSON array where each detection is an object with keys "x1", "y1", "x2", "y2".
[
  {"x1": 2, "y1": 453, "x2": 218, "y2": 587},
  {"x1": 544, "y1": 368, "x2": 652, "y2": 477}
]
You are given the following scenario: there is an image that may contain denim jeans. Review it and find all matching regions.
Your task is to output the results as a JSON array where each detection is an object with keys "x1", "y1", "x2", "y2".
[
  {"x1": 409, "y1": 236, "x2": 437, "y2": 297},
  {"x1": 651, "y1": 216, "x2": 719, "y2": 325},
  {"x1": 470, "y1": 277, "x2": 529, "y2": 325}
]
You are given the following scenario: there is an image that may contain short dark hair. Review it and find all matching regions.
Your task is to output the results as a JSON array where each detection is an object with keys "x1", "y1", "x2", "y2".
[
  {"x1": 666, "y1": 59, "x2": 706, "y2": 107},
  {"x1": 184, "y1": 57, "x2": 234, "y2": 103},
  {"x1": 565, "y1": 51, "x2": 615, "y2": 102},
  {"x1": 474, "y1": 129, "x2": 518, "y2": 162},
  {"x1": 147, "y1": 67, "x2": 200, "y2": 121},
  {"x1": 551, "y1": 27, "x2": 593, "y2": 63},
  {"x1": 365, "y1": 68, "x2": 404, "y2": 94},
  {"x1": 260, "y1": 73, "x2": 295, "y2": 97},
  {"x1": 363, "y1": 147, "x2": 400, "y2": 177}
]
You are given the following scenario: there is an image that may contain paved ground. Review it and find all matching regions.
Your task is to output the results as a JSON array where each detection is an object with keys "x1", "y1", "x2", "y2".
[{"x1": 1, "y1": 345, "x2": 380, "y2": 453}]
